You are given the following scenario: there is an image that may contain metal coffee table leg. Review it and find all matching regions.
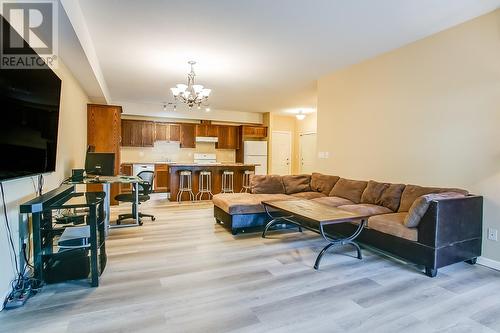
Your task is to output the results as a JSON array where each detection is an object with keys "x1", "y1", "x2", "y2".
[
  {"x1": 262, "y1": 204, "x2": 300, "y2": 238},
  {"x1": 314, "y1": 219, "x2": 367, "y2": 270}
]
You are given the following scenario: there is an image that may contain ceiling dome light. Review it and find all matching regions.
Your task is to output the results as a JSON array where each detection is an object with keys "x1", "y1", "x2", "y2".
[{"x1": 296, "y1": 110, "x2": 306, "y2": 120}]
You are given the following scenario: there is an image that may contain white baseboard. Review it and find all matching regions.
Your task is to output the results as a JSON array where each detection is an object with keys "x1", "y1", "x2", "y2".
[{"x1": 477, "y1": 256, "x2": 500, "y2": 271}]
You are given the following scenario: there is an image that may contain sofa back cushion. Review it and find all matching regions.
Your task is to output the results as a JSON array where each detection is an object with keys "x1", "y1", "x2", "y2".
[
  {"x1": 310, "y1": 173, "x2": 340, "y2": 195},
  {"x1": 329, "y1": 178, "x2": 368, "y2": 204},
  {"x1": 250, "y1": 175, "x2": 285, "y2": 194},
  {"x1": 361, "y1": 180, "x2": 405, "y2": 212},
  {"x1": 282, "y1": 174, "x2": 312, "y2": 194},
  {"x1": 404, "y1": 192, "x2": 466, "y2": 227},
  {"x1": 398, "y1": 184, "x2": 469, "y2": 212}
]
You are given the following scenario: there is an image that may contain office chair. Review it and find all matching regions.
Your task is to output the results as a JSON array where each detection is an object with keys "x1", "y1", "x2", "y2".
[{"x1": 114, "y1": 171, "x2": 156, "y2": 225}]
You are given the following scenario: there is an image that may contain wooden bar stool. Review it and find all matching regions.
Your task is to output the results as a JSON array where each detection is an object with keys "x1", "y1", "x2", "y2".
[
  {"x1": 221, "y1": 170, "x2": 234, "y2": 193},
  {"x1": 240, "y1": 170, "x2": 254, "y2": 193},
  {"x1": 177, "y1": 170, "x2": 195, "y2": 202},
  {"x1": 196, "y1": 170, "x2": 213, "y2": 200}
]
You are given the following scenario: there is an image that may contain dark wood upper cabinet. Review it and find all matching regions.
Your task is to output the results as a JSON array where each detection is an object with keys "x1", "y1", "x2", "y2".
[
  {"x1": 169, "y1": 124, "x2": 181, "y2": 141},
  {"x1": 180, "y1": 123, "x2": 196, "y2": 148},
  {"x1": 241, "y1": 125, "x2": 267, "y2": 138},
  {"x1": 216, "y1": 126, "x2": 239, "y2": 149},
  {"x1": 121, "y1": 119, "x2": 154, "y2": 147},
  {"x1": 196, "y1": 124, "x2": 219, "y2": 137},
  {"x1": 155, "y1": 123, "x2": 170, "y2": 141},
  {"x1": 142, "y1": 121, "x2": 154, "y2": 147}
]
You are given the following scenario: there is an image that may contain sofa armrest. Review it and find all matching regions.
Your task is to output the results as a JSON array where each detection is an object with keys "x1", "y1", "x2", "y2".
[{"x1": 417, "y1": 195, "x2": 483, "y2": 248}]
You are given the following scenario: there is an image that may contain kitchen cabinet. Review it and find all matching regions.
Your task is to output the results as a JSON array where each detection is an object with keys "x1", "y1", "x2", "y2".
[
  {"x1": 154, "y1": 164, "x2": 169, "y2": 192},
  {"x1": 87, "y1": 104, "x2": 122, "y2": 205},
  {"x1": 155, "y1": 122, "x2": 170, "y2": 141},
  {"x1": 242, "y1": 125, "x2": 267, "y2": 138},
  {"x1": 196, "y1": 124, "x2": 219, "y2": 137},
  {"x1": 121, "y1": 120, "x2": 154, "y2": 147},
  {"x1": 180, "y1": 123, "x2": 196, "y2": 148},
  {"x1": 121, "y1": 119, "x2": 142, "y2": 147},
  {"x1": 216, "y1": 126, "x2": 239, "y2": 149},
  {"x1": 120, "y1": 163, "x2": 133, "y2": 193},
  {"x1": 169, "y1": 124, "x2": 181, "y2": 142},
  {"x1": 142, "y1": 121, "x2": 154, "y2": 147}
]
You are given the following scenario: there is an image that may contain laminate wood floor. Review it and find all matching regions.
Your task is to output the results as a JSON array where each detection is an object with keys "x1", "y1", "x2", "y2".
[{"x1": 1, "y1": 199, "x2": 500, "y2": 333}]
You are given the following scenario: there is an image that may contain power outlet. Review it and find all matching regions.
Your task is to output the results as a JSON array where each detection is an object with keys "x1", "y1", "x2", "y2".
[{"x1": 488, "y1": 228, "x2": 498, "y2": 241}]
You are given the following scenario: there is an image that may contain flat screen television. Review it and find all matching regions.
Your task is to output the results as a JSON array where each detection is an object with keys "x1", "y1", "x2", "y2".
[{"x1": 0, "y1": 16, "x2": 62, "y2": 181}]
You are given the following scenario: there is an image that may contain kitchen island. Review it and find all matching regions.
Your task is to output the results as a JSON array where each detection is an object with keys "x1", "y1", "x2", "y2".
[{"x1": 168, "y1": 163, "x2": 257, "y2": 201}]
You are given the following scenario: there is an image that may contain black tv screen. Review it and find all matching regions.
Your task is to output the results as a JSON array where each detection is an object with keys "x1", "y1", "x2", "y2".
[{"x1": 0, "y1": 19, "x2": 61, "y2": 181}]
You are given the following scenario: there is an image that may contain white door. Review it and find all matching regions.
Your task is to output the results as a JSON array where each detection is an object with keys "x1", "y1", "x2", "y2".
[
  {"x1": 299, "y1": 133, "x2": 317, "y2": 174},
  {"x1": 271, "y1": 131, "x2": 292, "y2": 175}
]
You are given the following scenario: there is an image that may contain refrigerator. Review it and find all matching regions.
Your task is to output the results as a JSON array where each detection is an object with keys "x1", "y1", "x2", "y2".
[{"x1": 244, "y1": 141, "x2": 268, "y2": 175}]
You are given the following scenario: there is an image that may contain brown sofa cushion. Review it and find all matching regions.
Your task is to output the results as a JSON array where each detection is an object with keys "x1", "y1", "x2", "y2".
[
  {"x1": 329, "y1": 178, "x2": 368, "y2": 204},
  {"x1": 250, "y1": 175, "x2": 285, "y2": 194},
  {"x1": 311, "y1": 196, "x2": 354, "y2": 207},
  {"x1": 282, "y1": 174, "x2": 311, "y2": 194},
  {"x1": 361, "y1": 180, "x2": 405, "y2": 212},
  {"x1": 398, "y1": 185, "x2": 468, "y2": 212},
  {"x1": 361, "y1": 181, "x2": 389, "y2": 205},
  {"x1": 338, "y1": 204, "x2": 393, "y2": 216},
  {"x1": 310, "y1": 173, "x2": 340, "y2": 195},
  {"x1": 404, "y1": 192, "x2": 466, "y2": 227},
  {"x1": 290, "y1": 191, "x2": 327, "y2": 200},
  {"x1": 379, "y1": 183, "x2": 406, "y2": 212},
  {"x1": 212, "y1": 193, "x2": 293, "y2": 215},
  {"x1": 368, "y1": 213, "x2": 417, "y2": 241}
]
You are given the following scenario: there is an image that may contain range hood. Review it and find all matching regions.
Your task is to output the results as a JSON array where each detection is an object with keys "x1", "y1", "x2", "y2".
[{"x1": 196, "y1": 136, "x2": 218, "y2": 143}]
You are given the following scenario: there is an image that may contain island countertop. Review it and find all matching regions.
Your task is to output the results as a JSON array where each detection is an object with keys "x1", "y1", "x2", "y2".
[
  {"x1": 167, "y1": 163, "x2": 257, "y2": 201},
  {"x1": 166, "y1": 163, "x2": 259, "y2": 167}
]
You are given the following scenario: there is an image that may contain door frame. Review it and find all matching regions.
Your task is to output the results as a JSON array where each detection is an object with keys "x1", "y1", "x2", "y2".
[
  {"x1": 271, "y1": 130, "x2": 292, "y2": 175},
  {"x1": 299, "y1": 131, "x2": 317, "y2": 174}
]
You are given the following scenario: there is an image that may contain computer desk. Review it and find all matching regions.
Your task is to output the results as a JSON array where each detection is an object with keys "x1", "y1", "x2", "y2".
[{"x1": 64, "y1": 175, "x2": 144, "y2": 234}]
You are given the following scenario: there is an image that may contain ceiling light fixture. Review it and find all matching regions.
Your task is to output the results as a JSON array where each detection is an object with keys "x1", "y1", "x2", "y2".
[
  {"x1": 170, "y1": 61, "x2": 211, "y2": 109},
  {"x1": 296, "y1": 110, "x2": 306, "y2": 120}
]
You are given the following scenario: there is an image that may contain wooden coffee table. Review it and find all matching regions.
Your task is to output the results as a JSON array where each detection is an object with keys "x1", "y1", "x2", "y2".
[{"x1": 261, "y1": 200, "x2": 370, "y2": 269}]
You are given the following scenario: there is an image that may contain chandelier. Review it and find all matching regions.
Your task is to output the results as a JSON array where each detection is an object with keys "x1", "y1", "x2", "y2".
[{"x1": 170, "y1": 61, "x2": 211, "y2": 109}]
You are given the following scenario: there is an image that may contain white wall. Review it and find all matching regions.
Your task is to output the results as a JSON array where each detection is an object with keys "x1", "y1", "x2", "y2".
[
  {"x1": 317, "y1": 10, "x2": 500, "y2": 262},
  {"x1": 0, "y1": 60, "x2": 89, "y2": 307}
]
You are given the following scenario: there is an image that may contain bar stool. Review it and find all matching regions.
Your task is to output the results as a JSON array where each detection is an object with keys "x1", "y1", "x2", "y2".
[
  {"x1": 240, "y1": 170, "x2": 254, "y2": 193},
  {"x1": 177, "y1": 170, "x2": 195, "y2": 202},
  {"x1": 221, "y1": 170, "x2": 234, "y2": 193},
  {"x1": 196, "y1": 170, "x2": 213, "y2": 200}
]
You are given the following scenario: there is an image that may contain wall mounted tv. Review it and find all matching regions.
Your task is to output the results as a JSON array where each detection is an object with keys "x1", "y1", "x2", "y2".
[{"x1": 0, "y1": 16, "x2": 62, "y2": 181}]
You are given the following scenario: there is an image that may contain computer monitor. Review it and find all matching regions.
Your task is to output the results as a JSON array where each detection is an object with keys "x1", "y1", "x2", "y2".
[{"x1": 85, "y1": 152, "x2": 115, "y2": 176}]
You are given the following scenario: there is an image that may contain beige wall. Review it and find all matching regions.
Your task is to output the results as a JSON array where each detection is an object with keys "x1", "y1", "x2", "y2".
[
  {"x1": 121, "y1": 142, "x2": 235, "y2": 164},
  {"x1": 267, "y1": 112, "x2": 317, "y2": 174},
  {"x1": 294, "y1": 112, "x2": 317, "y2": 174},
  {"x1": 317, "y1": 10, "x2": 500, "y2": 262},
  {"x1": 0, "y1": 60, "x2": 89, "y2": 303}
]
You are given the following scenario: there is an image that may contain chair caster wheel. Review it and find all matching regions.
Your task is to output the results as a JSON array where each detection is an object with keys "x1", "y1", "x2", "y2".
[
  {"x1": 139, "y1": 220, "x2": 143, "y2": 226},
  {"x1": 465, "y1": 257, "x2": 477, "y2": 265},
  {"x1": 151, "y1": 217, "x2": 156, "y2": 221},
  {"x1": 116, "y1": 221, "x2": 121, "y2": 225}
]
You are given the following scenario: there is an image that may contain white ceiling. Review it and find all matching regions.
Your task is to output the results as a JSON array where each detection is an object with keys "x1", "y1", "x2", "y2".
[{"x1": 69, "y1": 0, "x2": 500, "y2": 113}]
